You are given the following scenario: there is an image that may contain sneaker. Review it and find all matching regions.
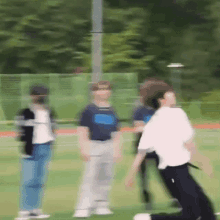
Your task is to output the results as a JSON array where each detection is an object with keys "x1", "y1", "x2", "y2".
[
  {"x1": 15, "y1": 211, "x2": 30, "y2": 220},
  {"x1": 94, "y1": 208, "x2": 113, "y2": 215},
  {"x1": 29, "y1": 209, "x2": 50, "y2": 219},
  {"x1": 134, "y1": 213, "x2": 151, "y2": 220},
  {"x1": 73, "y1": 210, "x2": 91, "y2": 218}
]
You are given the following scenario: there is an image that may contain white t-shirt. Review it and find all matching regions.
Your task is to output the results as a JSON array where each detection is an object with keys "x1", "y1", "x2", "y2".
[
  {"x1": 32, "y1": 109, "x2": 55, "y2": 144},
  {"x1": 138, "y1": 107, "x2": 195, "y2": 169}
]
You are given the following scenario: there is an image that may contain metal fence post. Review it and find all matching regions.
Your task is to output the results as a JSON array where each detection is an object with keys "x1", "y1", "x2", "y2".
[
  {"x1": 91, "y1": 0, "x2": 103, "y2": 83},
  {"x1": 20, "y1": 74, "x2": 24, "y2": 109}
]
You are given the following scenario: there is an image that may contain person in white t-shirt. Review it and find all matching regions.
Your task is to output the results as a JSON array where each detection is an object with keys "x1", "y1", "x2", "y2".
[
  {"x1": 125, "y1": 79, "x2": 216, "y2": 220},
  {"x1": 15, "y1": 84, "x2": 57, "y2": 220}
]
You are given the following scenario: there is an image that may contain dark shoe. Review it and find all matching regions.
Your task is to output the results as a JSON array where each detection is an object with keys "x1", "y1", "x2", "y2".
[
  {"x1": 29, "y1": 209, "x2": 50, "y2": 219},
  {"x1": 142, "y1": 190, "x2": 151, "y2": 203},
  {"x1": 142, "y1": 190, "x2": 152, "y2": 210}
]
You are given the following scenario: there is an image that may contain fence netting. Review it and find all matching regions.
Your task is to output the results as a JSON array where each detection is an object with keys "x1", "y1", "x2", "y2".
[{"x1": 0, "y1": 73, "x2": 138, "y2": 122}]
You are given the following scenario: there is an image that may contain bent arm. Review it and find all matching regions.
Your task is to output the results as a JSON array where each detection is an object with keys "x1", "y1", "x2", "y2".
[
  {"x1": 133, "y1": 120, "x2": 145, "y2": 133},
  {"x1": 14, "y1": 111, "x2": 25, "y2": 141},
  {"x1": 185, "y1": 138, "x2": 209, "y2": 165}
]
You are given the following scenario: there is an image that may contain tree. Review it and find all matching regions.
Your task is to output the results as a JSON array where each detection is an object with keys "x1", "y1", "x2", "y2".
[
  {"x1": 80, "y1": 7, "x2": 154, "y2": 73},
  {"x1": 0, "y1": 0, "x2": 91, "y2": 74}
]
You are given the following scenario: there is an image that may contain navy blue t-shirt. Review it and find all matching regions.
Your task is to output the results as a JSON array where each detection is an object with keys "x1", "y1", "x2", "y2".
[
  {"x1": 132, "y1": 105, "x2": 155, "y2": 147},
  {"x1": 79, "y1": 103, "x2": 120, "y2": 141}
]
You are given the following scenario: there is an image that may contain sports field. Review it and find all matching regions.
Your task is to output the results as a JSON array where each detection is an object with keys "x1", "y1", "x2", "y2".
[{"x1": 1, "y1": 127, "x2": 220, "y2": 220}]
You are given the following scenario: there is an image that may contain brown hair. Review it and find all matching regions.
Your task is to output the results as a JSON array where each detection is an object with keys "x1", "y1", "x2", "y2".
[
  {"x1": 91, "y1": 81, "x2": 112, "y2": 91},
  {"x1": 140, "y1": 78, "x2": 174, "y2": 110},
  {"x1": 139, "y1": 78, "x2": 161, "y2": 93}
]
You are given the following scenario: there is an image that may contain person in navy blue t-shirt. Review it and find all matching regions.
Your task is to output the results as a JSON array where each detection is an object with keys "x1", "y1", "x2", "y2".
[
  {"x1": 132, "y1": 79, "x2": 181, "y2": 210},
  {"x1": 73, "y1": 81, "x2": 122, "y2": 218}
]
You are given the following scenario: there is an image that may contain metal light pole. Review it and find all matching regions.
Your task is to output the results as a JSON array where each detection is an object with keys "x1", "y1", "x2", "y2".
[
  {"x1": 91, "y1": 0, "x2": 103, "y2": 83},
  {"x1": 167, "y1": 63, "x2": 184, "y2": 107}
]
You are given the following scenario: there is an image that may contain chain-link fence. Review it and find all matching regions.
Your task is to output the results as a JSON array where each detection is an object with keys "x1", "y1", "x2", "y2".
[
  {"x1": 0, "y1": 73, "x2": 220, "y2": 125},
  {"x1": 0, "y1": 73, "x2": 138, "y2": 123}
]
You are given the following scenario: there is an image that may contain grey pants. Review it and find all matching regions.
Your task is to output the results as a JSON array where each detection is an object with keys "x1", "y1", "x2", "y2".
[{"x1": 75, "y1": 140, "x2": 115, "y2": 210}]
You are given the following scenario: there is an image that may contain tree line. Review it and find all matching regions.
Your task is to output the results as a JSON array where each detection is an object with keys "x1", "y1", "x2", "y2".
[{"x1": 0, "y1": 0, "x2": 220, "y2": 101}]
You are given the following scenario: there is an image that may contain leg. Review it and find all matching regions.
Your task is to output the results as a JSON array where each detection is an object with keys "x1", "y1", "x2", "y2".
[
  {"x1": 153, "y1": 165, "x2": 215, "y2": 220},
  {"x1": 35, "y1": 142, "x2": 52, "y2": 210},
  {"x1": 136, "y1": 145, "x2": 150, "y2": 204},
  {"x1": 19, "y1": 150, "x2": 38, "y2": 211},
  {"x1": 159, "y1": 167, "x2": 178, "y2": 200},
  {"x1": 94, "y1": 141, "x2": 114, "y2": 209},
  {"x1": 146, "y1": 152, "x2": 180, "y2": 209},
  {"x1": 135, "y1": 164, "x2": 216, "y2": 220},
  {"x1": 75, "y1": 156, "x2": 101, "y2": 211},
  {"x1": 139, "y1": 158, "x2": 147, "y2": 191},
  {"x1": 140, "y1": 159, "x2": 152, "y2": 206},
  {"x1": 153, "y1": 153, "x2": 180, "y2": 208},
  {"x1": 188, "y1": 174, "x2": 216, "y2": 220},
  {"x1": 141, "y1": 152, "x2": 159, "y2": 205}
]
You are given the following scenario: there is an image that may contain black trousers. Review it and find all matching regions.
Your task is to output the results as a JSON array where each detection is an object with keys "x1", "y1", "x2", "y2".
[
  {"x1": 151, "y1": 164, "x2": 216, "y2": 220},
  {"x1": 135, "y1": 147, "x2": 177, "y2": 200}
]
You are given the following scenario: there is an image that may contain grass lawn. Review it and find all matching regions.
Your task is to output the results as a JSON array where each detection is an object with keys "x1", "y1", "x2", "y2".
[{"x1": 1, "y1": 130, "x2": 220, "y2": 220}]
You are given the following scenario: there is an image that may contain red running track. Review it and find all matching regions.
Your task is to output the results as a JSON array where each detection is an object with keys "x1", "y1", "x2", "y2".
[{"x1": 0, "y1": 124, "x2": 220, "y2": 138}]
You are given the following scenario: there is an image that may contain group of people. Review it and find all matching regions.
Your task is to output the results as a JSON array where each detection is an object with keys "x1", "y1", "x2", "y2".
[{"x1": 15, "y1": 78, "x2": 216, "y2": 220}]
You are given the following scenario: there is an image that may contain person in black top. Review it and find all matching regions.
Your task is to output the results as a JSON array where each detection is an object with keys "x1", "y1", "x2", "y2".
[{"x1": 14, "y1": 84, "x2": 57, "y2": 220}]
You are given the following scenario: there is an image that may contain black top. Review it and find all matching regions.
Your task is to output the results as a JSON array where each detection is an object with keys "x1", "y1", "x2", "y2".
[
  {"x1": 15, "y1": 106, "x2": 57, "y2": 156},
  {"x1": 132, "y1": 104, "x2": 155, "y2": 147}
]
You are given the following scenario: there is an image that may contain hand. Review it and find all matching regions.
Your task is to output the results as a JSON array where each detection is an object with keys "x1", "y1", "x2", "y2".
[
  {"x1": 113, "y1": 151, "x2": 123, "y2": 163},
  {"x1": 80, "y1": 151, "x2": 90, "y2": 161},
  {"x1": 202, "y1": 160, "x2": 214, "y2": 179},
  {"x1": 125, "y1": 174, "x2": 135, "y2": 191},
  {"x1": 199, "y1": 157, "x2": 214, "y2": 178},
  {"x1": 135, "y1": 126, "x2": 144, "y2": 133}
]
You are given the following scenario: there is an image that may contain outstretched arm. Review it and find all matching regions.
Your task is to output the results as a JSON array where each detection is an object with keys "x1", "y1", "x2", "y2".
[
  {"x1": 185, "y1": 138, "x2": 214, "y2": 178},
  {"x1": 125, "y1": 151, "x2": 147, "y2": 189}
]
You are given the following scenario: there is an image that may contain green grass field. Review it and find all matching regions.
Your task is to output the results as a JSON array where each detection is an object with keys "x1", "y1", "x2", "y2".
[{"x1": 1, "y1": 130, "x2": 220, "y2": 220}]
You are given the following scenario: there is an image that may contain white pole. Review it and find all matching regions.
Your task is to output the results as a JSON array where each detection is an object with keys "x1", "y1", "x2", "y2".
[
  {"x1": 91, "y1": 0, "x2": 103, "y2": 83},
  {"x1": 167, "y1": 63, "x2": 184, "y2": 107}
]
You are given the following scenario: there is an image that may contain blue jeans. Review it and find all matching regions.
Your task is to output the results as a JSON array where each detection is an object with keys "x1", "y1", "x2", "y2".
[{"x1": 19, "y1": 142, "x2": 52, "y2": 211}]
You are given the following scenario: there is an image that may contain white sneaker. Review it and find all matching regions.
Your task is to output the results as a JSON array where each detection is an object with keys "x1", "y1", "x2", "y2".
[
  {"x1": 30, "y1": 209, "x2": 50, "y2": 219},
  {"x1": 73, "y1": 210, "x2": 91, "y2": 218},
  {"x1": 15, "y1": 211, "x2": 30, "y2": 220},
  {"x1": 134, "y1": 213, "x2": 151, "y2": 220},
  {"x1": 94, "y1": 208, "x2": 113, "y2": 215}
]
